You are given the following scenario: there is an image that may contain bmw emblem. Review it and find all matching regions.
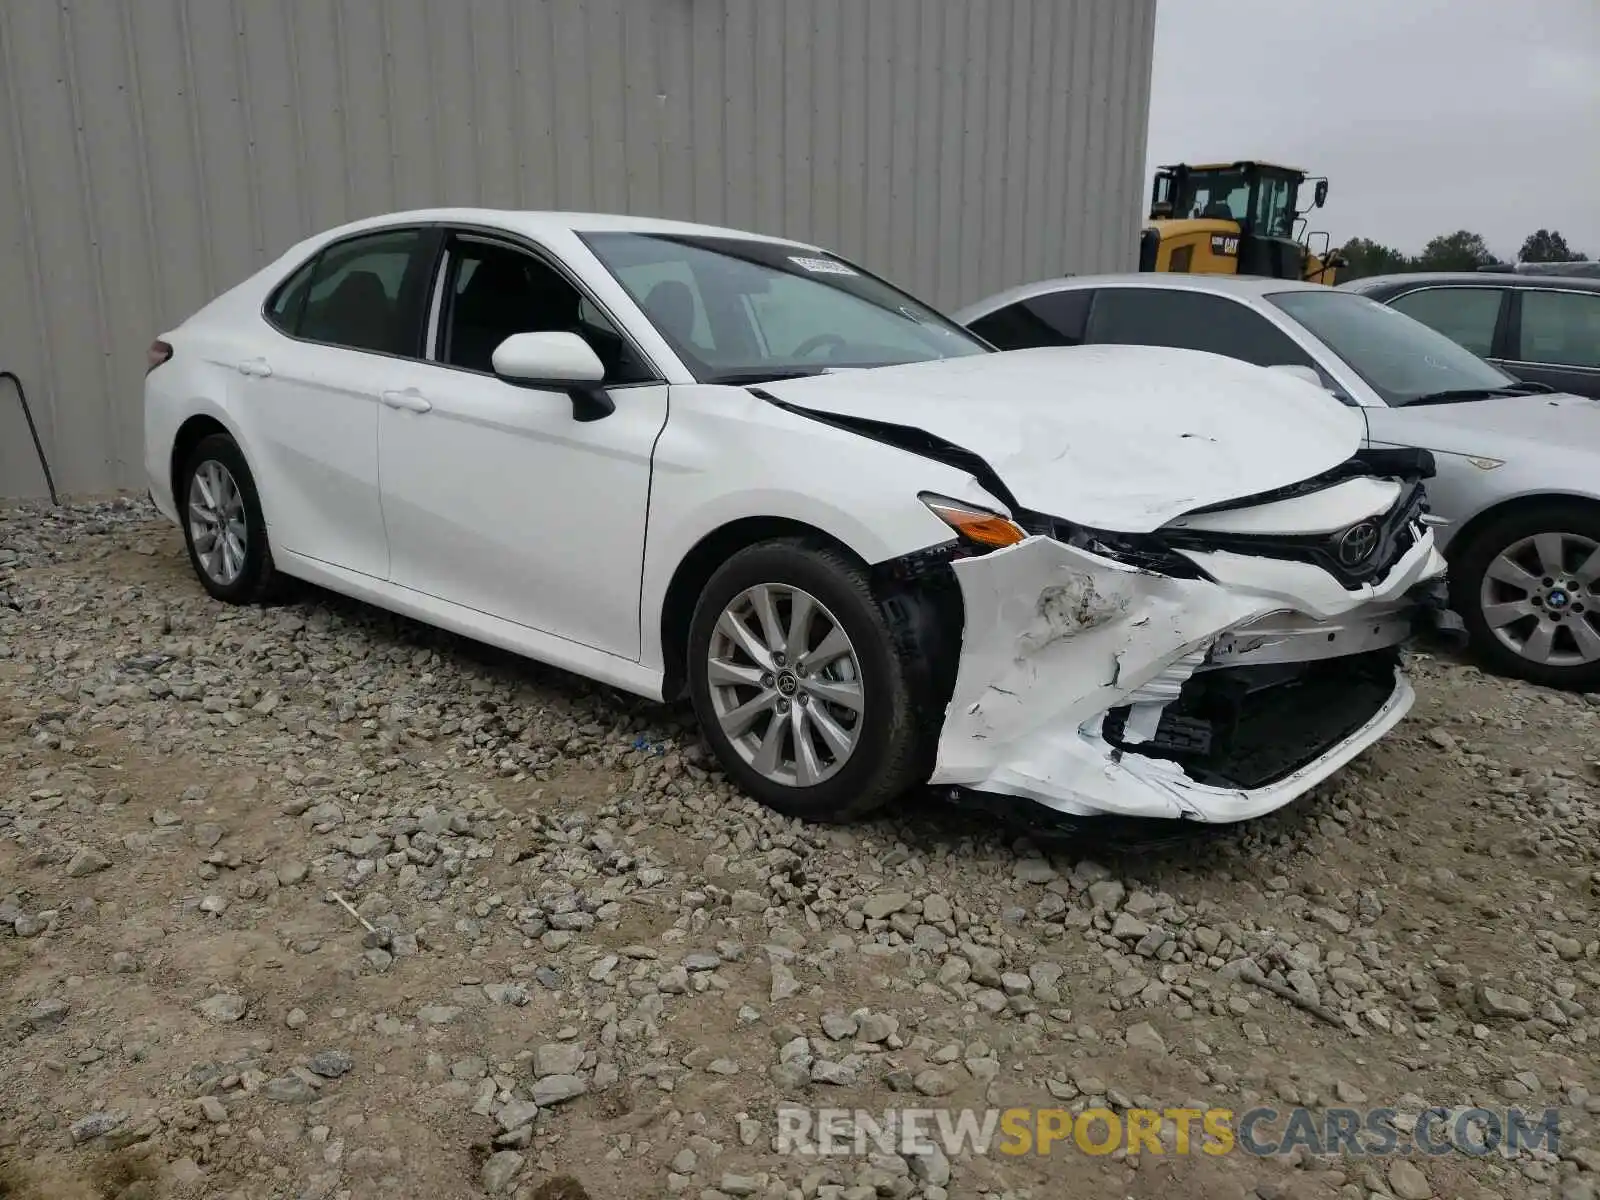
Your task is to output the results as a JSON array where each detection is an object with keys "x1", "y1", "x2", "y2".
[{"x1": 1336, "y1": 520, "x2": 1381, "y2": 568}]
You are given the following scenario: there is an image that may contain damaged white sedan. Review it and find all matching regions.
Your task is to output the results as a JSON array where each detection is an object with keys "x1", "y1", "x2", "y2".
[{"x1": 144, "y1": 209, "x2": 1449, "y2": 827}]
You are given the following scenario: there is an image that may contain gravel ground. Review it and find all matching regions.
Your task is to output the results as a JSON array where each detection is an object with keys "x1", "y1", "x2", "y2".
[{"x1": 2, "y1": 497, "x2": 1598, "y2": 1200}]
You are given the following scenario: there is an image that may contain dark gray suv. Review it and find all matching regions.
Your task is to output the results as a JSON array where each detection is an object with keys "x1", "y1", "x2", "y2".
[{"x1": 1341, "y1": 272, "x2": 1600, "y2": 400}]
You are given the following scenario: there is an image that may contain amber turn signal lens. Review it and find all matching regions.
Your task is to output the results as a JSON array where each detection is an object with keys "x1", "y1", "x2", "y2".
[{"x1": 920, "y1": 495, "x2": 1027, "y2": 548}]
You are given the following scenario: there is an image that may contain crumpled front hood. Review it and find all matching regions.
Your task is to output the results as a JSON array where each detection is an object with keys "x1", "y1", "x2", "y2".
[{"x1": 759, "y1": 345, "x2": 1364, "y2": 532}]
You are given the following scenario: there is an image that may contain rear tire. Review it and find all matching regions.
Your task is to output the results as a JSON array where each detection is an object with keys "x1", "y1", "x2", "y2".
[
  {"x1": 687, "y1": 540, "x2": 925, "y2": 822},
  {"x1": 179, "y1": 433, "x2": 283, "y2": 605},
  {"x1": 1450, "y1": 501, "x2": 1600, "y2": 691}
]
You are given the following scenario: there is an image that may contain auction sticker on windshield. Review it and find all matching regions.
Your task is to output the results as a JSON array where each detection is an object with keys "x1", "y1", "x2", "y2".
[{"x1": 789, "y1": 255, "x2": 858, "y2": 275}]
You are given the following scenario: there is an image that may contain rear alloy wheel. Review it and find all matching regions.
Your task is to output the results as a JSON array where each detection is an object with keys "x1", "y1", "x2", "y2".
[
  {"x1": 180, "y1": 433, "x2": 282, "y2": 604},
  {"x1": 189, "y1": 459, "x2": 248, "y2": 587},
  {"x1": 1452, "y1": 503, "x2": 1600, "y2": 690},
  {"x1": 687, "y1": 540, "x2": 925, "y2": 822}
]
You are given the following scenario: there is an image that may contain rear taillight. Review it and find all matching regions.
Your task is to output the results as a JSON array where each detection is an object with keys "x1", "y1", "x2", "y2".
[{"x1": 146, "y1": 339, "x2": 173, "y2": 374}]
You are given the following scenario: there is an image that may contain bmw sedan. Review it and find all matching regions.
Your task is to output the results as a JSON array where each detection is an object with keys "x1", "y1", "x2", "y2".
[
  {"x1": 956, "y1": 273, "x2": 1600, "y2": 690},
  {"x1": 146, "y1": 210, "x2": 1446, "y2": 828}
]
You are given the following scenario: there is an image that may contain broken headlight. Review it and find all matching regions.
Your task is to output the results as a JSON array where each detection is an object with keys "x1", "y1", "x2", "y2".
[
  {"x1": 1020, "y1": 512, "x2": 1210, "y2": 580},
  {"x1": 1068, "y1": 528, "x2": 1211, "y2": 580}
]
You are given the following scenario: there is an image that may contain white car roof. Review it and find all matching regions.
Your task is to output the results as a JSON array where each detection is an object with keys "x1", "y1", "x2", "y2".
[
  {"x1": 954, "y1": 271, "x2": 1335, "y2": 321},
  {"x1": 301, "y1": 207, "x2": 817, "y2": 250}
]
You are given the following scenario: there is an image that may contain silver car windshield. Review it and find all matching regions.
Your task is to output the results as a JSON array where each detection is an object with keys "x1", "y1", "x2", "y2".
[
  {"x1": 582, "y1": 232, "x2": 989, "y2": 384},
  {"x1": 1268, "y1": 289, "x2": 1519, "y2": 406}
]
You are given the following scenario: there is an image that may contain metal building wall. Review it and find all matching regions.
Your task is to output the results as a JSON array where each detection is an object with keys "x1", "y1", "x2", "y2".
[{"x1": 0, "y1": 0, "x2": 1157, "y2": 499}]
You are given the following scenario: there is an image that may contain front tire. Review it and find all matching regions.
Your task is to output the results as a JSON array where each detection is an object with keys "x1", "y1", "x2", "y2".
[
  {"x1": 179, "y1": 433, "x2": 282, "y2": 604},
  {"x1": 1450, "y1": 501, "x2": 1600, "y2": 691},
  {"x1": 687, "y1": 540, "x2": 925, "y2": 822}
]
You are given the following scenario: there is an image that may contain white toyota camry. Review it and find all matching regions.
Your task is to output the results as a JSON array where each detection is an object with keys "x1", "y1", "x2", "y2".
[{"x1": 144, "y1": 209, "x2": 1449, "y2": 828}]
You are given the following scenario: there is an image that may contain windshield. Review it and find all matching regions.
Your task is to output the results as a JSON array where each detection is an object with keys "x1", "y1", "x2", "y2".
[
  {"x1": 581, "y1": 232, "x2": 988, "y2": 383},
  {"x1": 1267, "y1": 289, "x2": 1518, "y2": 406},
  {"x1": 1175, "y1": 170, "x2": 1249, "y2": 222}
]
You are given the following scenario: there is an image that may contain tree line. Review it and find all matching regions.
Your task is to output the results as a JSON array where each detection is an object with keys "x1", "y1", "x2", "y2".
[{"x1": 1337, "y1": 228, "x2": 1592, "y2": 281}]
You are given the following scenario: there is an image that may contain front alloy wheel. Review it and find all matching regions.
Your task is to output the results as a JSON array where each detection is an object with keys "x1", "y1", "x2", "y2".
[
  {"x1": 1478, "y1": 531, "x2": 1600, "y2": 670},
  {"x1": 1453, "y1": 502, "x2": 1600, "y2": 690},
  {"x1": 706, "y1": 582, "x2": 865, "y2": 788},
  {"x1": 686, "y1": 540, "x2": 927, "y2": 822}
]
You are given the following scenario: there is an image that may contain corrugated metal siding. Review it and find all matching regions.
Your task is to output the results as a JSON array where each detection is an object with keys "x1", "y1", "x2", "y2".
[{"x1": 0, "y1": 0, "x2": 1157, "y2": 498}]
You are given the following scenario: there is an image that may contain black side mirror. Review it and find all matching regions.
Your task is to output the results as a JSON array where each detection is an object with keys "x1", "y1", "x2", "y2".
[{"x1": 1313, "y1": 180, "x2": 1329, "y2": 208}]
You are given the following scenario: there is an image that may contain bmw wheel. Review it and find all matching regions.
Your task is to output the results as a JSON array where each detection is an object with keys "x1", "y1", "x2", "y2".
[
  {"x1": 180, "y1": 433, "x2": 282, "y2": 604},
  {"x1": 1451, "y1": 502, "x2": 1600, "y2": 691},
  {"x1": 686, "y1": 540, "x2": 926, "y2": 822}
]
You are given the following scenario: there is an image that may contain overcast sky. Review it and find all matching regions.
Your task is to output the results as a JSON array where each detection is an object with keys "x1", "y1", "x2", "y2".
[{"x1": 1145, "y1": 0, "x2": 1600, "y2": 260}]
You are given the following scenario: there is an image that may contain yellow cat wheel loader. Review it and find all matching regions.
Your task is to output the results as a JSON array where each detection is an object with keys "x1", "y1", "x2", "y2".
[{"x1": 1139, "y1": 161, "x2": 1345, "y2": 284}]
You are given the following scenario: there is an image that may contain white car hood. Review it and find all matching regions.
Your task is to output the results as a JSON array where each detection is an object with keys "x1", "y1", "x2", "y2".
[{"x1": 759, "y1": 345, "x2": 1364, "y2": 532}]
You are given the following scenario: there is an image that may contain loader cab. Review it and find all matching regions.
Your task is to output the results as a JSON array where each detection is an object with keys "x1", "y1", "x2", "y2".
[
  {"x1": 1156, "y1": 161, "x2": 1314, "y2": 238},
  {"x1": 1145, "y1": 161, "x2": 1340, "y2": 283}
]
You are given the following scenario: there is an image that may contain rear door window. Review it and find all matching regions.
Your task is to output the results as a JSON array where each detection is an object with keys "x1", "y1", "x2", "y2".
[
  {"x1": 290, "y1": 228, "x2": 433, "y2": 357},
  {"x1": 1387, "y1": 287, "x2": 1504, "y2": 357},
  {"x1": 265, "y1": 258, "x2": 316, "y2": 333},
  {"x1": 968, "y1": 291, "x2": 1093, "y2": 350},
  {"x1": 1085, "y1": 287, "x2": 1317, "y2": 369}
]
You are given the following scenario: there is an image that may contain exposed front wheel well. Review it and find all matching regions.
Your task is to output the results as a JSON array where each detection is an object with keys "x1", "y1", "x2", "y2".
[
  {"x1": 658, "y1": 518, "x2": 863, "y2": 701},
  {"x1": 170, "y1": 414, "x2": 231, "y2": 515}
]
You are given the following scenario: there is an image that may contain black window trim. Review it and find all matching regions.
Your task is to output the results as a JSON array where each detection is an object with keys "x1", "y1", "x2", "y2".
[
  {"x1": 1503, "y1": 286, "x2": 1600, "y2": 374},
  {"x1": 1380, "y1": 283, "x2": 1513, "y2": 360},
  {"x1": 419, "y1": 224, "x2": 669, "y2": 388},
  {"x1": 257, "y1": 221, "x2": 668, "y2": 387},
  {"x1": 259, "y1": 224, "x2": 444, "y2": 363}
]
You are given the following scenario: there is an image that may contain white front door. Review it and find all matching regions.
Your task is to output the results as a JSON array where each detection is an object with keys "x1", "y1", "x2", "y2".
[{"x1": 377, "y1": 232, "x2": 666, "y2": 659}]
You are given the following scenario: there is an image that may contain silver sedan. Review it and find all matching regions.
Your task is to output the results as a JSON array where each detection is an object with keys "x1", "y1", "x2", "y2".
[{"x1": 954, "y1": 274, "x2": 1600, "y2": 691}]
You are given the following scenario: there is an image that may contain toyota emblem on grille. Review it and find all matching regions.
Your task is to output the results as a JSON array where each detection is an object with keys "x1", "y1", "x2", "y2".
[{"x1": 1336, "y1": 520, "x2": 1381, "y2": 567}]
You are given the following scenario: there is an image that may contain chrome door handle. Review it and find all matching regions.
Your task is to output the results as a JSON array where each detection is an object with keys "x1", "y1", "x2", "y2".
[
  {"x1": 236, "y1": 358, "x2": 272, "y2": 378},
  {"x1": 380, "y1": 389, "x2": 432, "y2": 413}
]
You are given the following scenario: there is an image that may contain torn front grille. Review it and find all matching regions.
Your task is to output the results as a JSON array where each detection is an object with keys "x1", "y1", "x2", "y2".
[
  {"x1": 1101, "y1": 649, "x2": 1400, "y2": 791},
  {"x1": 1164, "y1": 481, "x2": 1427, "y2": 589}
]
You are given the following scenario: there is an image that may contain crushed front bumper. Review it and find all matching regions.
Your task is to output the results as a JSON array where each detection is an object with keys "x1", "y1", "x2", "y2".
[{"x1": 928, "y1": 532, "x2": 1447, "y2": 822}]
